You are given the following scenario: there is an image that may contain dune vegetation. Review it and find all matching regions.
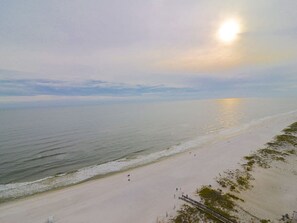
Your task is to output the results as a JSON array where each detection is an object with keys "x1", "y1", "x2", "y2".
[{"x1": 169, "y1": 122, "x2": 297, "y2": 223}]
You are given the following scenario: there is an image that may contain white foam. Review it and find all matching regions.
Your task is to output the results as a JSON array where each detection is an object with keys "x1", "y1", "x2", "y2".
[{"x1": 1, "y1": 109, "x2": 297, "y2": 201}]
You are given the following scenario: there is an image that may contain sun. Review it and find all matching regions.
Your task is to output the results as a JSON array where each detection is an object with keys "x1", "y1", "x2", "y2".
[{"x1": 218, "y1": 19, "x2": 240, "y2": 44}]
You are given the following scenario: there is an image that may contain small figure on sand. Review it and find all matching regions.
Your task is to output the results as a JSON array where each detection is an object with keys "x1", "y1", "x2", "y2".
[{"x1": 47, "y1": 216, "x2": 54, "y2": 223}]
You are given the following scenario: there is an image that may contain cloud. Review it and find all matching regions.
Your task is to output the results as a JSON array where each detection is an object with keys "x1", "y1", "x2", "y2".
[
  {"x1": 0, "y1": 78, "x2": 188, "y2": 97},
  {"x1": 0, "y1": 0, "x2": 297, "y2": 103},
  {"x1": 1, "y1": 66, "x2": 296, "y2": 107}
]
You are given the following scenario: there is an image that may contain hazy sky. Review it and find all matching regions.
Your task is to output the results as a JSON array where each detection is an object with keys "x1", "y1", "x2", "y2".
[{"x1": 1, "y1": 0, "x2": 297, "y2": 105}]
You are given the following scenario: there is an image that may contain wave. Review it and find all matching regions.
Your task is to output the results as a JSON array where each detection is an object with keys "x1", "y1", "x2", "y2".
[{"x1": 1, "y1": 109, "x2": 297, "y2": 201}]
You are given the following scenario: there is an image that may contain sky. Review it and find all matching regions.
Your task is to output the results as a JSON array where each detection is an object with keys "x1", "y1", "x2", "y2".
[{"x1": 0, "y1": 0, "x2": 297, "y2": 106}]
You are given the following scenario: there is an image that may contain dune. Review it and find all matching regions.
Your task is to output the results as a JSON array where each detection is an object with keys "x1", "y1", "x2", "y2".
[{"x1": 239, "y1": 155, "x2": 297, "y2": 221}]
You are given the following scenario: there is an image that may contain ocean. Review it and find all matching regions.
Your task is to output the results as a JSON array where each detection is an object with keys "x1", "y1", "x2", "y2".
[{"x1": 1, "y1": 98, "x2": 297, "y2": 200}]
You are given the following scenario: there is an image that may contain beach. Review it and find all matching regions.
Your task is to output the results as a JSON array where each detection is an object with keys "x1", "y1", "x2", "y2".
[
  {"x1": 0, "y1": 112, "x2": 296, "y2": 223},
  {"x1": 1, "y1": 0, "x2": 297, "y2": 222},
  {"x1": 239, "y1": 155, "x2": 297, "y2": 221}
]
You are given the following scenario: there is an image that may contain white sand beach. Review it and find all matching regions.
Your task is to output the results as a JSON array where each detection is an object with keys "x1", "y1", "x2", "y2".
[
  {"x1": 0, "y1": 113, "x2": 296, "y2": 223},
  {"x1": 239, "y1": 155, "x2": 297, "y2": 221}
]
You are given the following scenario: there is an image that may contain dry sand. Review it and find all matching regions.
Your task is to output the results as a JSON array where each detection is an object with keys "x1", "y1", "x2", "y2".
[
  {"x1": 0, "y1": 113, "x2": 296, "y2": 223},
  {"x1": 239, "y1": 155, "x2": 297, "y2": 221}
]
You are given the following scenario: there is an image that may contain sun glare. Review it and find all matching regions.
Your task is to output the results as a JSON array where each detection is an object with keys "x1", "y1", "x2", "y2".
[{"x1": 218, "y1": 19, "x2": 240, "y2": 44}]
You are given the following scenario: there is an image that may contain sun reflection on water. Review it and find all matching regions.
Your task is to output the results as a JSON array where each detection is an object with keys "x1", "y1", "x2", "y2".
[{"x1": 217, "y1": 98, "x2": 243, "y2": 128}]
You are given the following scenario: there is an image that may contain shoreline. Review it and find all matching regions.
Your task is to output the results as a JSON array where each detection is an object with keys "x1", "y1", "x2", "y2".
[
  {"x1": 0, "y1": 112, "x2": 296, "y2": 223},
  {"x1": 2, "y1": 110, "x2": 297, "y2": 202},
  {"x1": 171, "y1": 121, "x2": 297, "y2": 222}
]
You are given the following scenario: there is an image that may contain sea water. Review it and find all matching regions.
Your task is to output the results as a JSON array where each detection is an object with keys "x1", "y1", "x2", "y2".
[{"x1": 0, "y1": 98, "x2": 297, "y2": 200}]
